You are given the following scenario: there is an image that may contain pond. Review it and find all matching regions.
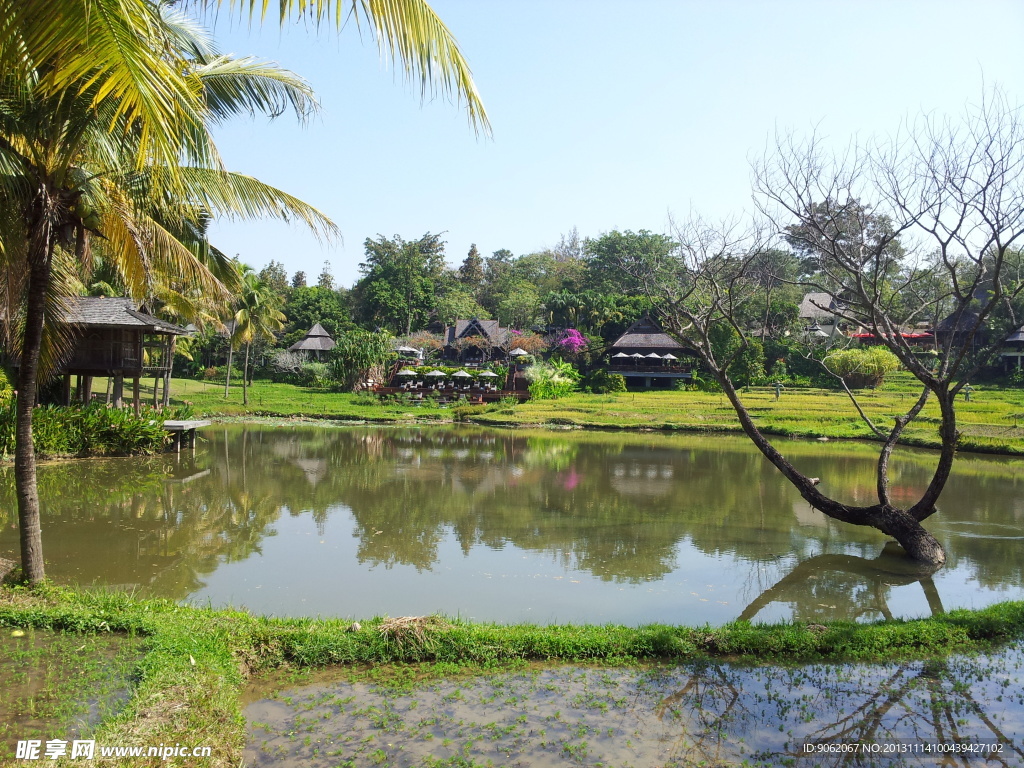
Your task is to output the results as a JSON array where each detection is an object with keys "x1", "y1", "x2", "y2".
[{"x1": 1, "y1": 424, "x2": 1022, "y2": 625}]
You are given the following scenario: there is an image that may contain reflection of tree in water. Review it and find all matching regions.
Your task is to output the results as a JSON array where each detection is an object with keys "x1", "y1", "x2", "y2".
[
  {"x1": 642, "y1": 647, "x2": 1024, "y2": 767},
  {"x1": 0, "y1": 437, "x2": 286, "y2": 597},
  {"x1": 5, "y1": 425, "x2": 1022, "y2": 615},
  {"x1": 739, "y1": 544, "x2": 947, "y2": 624},
  {"x1": 206, "y1": 426, "x2": 1024, "y2": 600}
]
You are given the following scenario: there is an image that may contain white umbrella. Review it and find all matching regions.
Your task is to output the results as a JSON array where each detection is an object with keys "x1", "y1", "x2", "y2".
[
  {"x1": 645, "y1": 352, "x2": 662, "y2": 359},
  {"x1": 397, "y1": 369, "x2": 417, "y2": 376},
  {"x1": 631, "y1": 353, "x2": 645, "y2": 359},
  {"x1": 477, "y1": 370, "x2": 498, "y2": 377},
  {"x1": 612, "y1": 352, "x2": 631, "y2": 359},
  {"x1": 662, "y1": 353, "x2": 678, "y2": 361},
  {"x1": 509, "y1": 348, "x2": 528, "y2": 356},
  {"x1": 452, "y1": 370, "x2": 472, "y2": 378},
  {"x1": 426, "y1": 369, "x2": 447, "y2": 377}
]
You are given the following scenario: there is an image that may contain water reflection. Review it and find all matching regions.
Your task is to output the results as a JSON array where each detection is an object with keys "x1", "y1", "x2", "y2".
[
  {"x1": 243, "y1": 644, "x2": 1024, "y2": 767},
  {"x1": 0, "y1": 425, "x2": 1022, "y2": 624}
]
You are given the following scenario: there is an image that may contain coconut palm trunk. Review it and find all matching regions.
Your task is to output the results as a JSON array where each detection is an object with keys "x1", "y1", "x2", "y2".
[
  {"x1": 16, "y1": 197, "x2": 63, "y2": 583},
  {"x1": 242, "y1": 342, "x2": 251, "y2": 405},
  {"x1": 224, "y1": 344, "x2": 233, "y2": 397}
]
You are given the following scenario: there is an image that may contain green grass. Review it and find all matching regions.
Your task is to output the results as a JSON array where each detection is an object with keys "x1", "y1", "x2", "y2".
[
  {"x1": 158, "y1": 373, "x2": 1024, "y2": 455},
  {"x1": 1, "y1": 585, "x2": 1023, "y2": 766}
]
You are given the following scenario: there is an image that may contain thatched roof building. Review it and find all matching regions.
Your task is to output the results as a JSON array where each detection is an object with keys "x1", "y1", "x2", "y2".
[
  {"x1": 606, "y1": 316, "x2": 694, "y2": 390},
  {"x1": 59, "y1": 297, "x2": 187, "y2": 376},
  {"x1": 289, "y1": 323, "x2": 336, "y2": 353},
  {"x1": 608, "y1": 316, "x2": 688, "y2": 355},
  {"x1": 443, "y1": 318, "x2": 508, "y2": 361}
]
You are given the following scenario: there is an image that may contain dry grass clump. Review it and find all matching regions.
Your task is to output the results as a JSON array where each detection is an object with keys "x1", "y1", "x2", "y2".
[{"x1": 378, "y1": 616, "x2": 451, "y2": 651}]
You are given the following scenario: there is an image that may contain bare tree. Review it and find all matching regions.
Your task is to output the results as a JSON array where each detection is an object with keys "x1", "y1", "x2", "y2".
[{"x1": 619, "y1": 92, "x2": 1024, "y2": 566}]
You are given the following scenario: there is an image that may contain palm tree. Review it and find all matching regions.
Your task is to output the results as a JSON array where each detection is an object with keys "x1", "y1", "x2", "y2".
[
  {"x1": 1, "y1": 0, "x2": 487, "y2": 584},
  {"x1": 0, "y1": 9, "x2": 344, "y2": 583},
  {"x1": 232, "y1": 266, "x2": 287, "y2": 406}
]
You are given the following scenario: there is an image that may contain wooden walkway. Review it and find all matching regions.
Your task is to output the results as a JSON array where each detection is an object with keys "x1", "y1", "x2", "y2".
[{"x1": 163, "y1": 419, "x2": 211, "y2": 453}]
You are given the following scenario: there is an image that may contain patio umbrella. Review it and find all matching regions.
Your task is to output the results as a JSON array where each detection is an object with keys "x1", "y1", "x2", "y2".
[
  {"x1": 396, "y1": 345, "x2": 420, "y2": 354},
  {"x1": 645, "y1": 352, "x2": 662, "y2": 359},
  {"x1": 630, "y1": 353, "x2": 644, "y2": 359},
  {"x1": 662, "y1": 353, "x2": 678, "y2": 360},
  {"x1": 426, "y1": 369, "x2": 447, "y2": 377},
  {"x1": 396, "y1": 369, "x2": 417, "y2": 376},
  {"x1": 477, "y1": 370, "x2": 498, "y2": 377},
  {"x1": 509, "y1": 348, "x2": 528, "y2": 356},
  {"x1": 611, "y1": 352, "x2": 630, "y2": 359},
  {"x1": 452, "y1": 370, "x2": 472, "y2": 378}
]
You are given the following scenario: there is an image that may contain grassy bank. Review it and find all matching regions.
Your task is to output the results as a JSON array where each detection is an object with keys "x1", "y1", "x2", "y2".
[
  {"x1": 2, "y1": 585, "x2": 1024, "y2": 765},
  {"x1": 157, "y1": 374, "x2": 1024, "y2": 455}
]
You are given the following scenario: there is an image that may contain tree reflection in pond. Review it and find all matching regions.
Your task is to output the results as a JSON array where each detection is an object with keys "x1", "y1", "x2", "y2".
[
  {"x1": 243, "y1": 644, "x2": 1024, "y2": 767},
  {"x1": 1, "y1": 425, "x2": 1022, "y2": 624}
]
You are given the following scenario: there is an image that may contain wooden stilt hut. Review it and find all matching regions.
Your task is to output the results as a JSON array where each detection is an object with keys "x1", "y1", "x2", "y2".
[{"x1": 56, "y1": 297, "x2": 188, "y2": 412}]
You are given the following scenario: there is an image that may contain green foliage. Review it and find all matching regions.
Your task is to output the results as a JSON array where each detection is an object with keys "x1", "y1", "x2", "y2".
[
  {"x1": 328, "y1": 330, "x2": 396, "y2": 391},
  {"x1": 824, "y1": 347, "x2": 901, "y2": 388},
  {"x1": 708, "y1": 324, "x2": 766, "y2": 386},
  {"x1": 354, "y1": 233, "x2": 447, "y2": 334},
  {"x1": 585, "y1": 230, "x2": 676, "y2": 295},
  {"x1": 282, "y1": 286, "x2": 351, "y2": 344},
  {"x1": 525, "y1": 360, "x2": 579, "y2": 400},
  {"x1": 581, "y1": 369, "x2": 627, "y2": 394},
  {"x1": 0, "y1": 369, "x2": 13, "y2": 407},
  {"x1": 298, "y1": 361, "x2": 332, "y2": 388},
  {"x1": 0, "y1": 403, "x2": 169, "y2": 457}
]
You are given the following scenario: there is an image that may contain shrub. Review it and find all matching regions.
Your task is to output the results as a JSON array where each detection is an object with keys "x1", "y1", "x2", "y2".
[
  {"x1": 0, "y1": 402, "x2": 169, "y2": 457},
  {"x1": 581, "y1": 369, "x2": 626, "y2": 394},
  {"x1": 525, "y1": 360, "x2": 579, "y2": 400},
  {"x1": 824, "y1": 347, "x2": 901, "y2": 388},
  {"x1": 298, "y1": 361, "x2": 332, "y2": 388}
]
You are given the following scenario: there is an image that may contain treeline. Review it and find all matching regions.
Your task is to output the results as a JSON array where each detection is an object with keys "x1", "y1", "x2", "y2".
[{"x1": 178, "y1": 217, "x2": 1024, "y2": 391}]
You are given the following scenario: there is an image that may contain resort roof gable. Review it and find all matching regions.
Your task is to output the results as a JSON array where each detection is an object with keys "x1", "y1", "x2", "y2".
[
  {"x1": 609, "y1": 316, "x2": 686, "y2": 351},
  {"x1": 445, "y1": 318, "x2": 508, "y2": 347}
]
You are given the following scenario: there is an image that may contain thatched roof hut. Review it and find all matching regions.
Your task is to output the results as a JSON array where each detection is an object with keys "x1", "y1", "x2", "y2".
[{"x1": 288, "y1": 322, "x2": 336, "y2": 353}]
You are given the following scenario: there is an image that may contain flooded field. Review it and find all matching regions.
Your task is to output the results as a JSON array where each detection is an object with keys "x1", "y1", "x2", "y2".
[
  {"x1": 244, "y1": 641, "x2": 1024, "y2": 767},
  {"x1": 0, "y1": 629, "x2": 141, "y2": 760}
]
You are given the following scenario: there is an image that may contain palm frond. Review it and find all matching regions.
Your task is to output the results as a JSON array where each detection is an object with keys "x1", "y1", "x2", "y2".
[
  {"x1": 230, "y1": 0, "x2": 490, "y2": 134},
  {"x1": 191, "y1": 55, "x2": 320, "y2": 123}
]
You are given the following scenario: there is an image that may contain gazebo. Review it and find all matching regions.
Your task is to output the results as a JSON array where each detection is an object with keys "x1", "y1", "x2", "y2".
[{"x1": 288, "y1": 323, "x2": 336, "y2": 359}]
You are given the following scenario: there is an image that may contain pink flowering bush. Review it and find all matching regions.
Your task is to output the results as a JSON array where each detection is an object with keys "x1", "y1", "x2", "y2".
[{"x1": 556, "y1": 328, "x2": 587, "y2": 355}]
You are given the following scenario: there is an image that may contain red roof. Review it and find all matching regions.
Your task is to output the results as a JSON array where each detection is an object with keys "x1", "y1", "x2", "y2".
[{"x1": 851, "y1": 332, "x2": 933, "y2": 339}]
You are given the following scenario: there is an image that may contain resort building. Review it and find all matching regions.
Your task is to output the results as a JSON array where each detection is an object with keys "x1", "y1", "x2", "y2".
[
  {"x1": 288, "y1": 322, "x2": 336, "y2": 359},
  {"x1": 443, "y1": 318, "x2": 509, "y2": 363},
  {"x1": 54, "y1": 296, "x2": 187, "y2": 410},
  {"x1": 607, "y1": 316, "x2": 694, "y2": 389}
]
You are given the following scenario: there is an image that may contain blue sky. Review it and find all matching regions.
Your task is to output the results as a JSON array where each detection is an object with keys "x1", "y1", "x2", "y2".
[{"x1": 205, "y1": 0, "x2": 1024, "y2": 288}]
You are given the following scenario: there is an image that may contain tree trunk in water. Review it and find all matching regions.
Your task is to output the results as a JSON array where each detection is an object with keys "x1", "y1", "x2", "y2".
[
  {"x1": 715, "y1": 370, "x2": 947, "y2": 566},
  {"x1": 242, "y1": 343, "x2": 250, "y2": 406},
  {"x1": 224, "y1": 345, "x2": 233, "y2": 397}
]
